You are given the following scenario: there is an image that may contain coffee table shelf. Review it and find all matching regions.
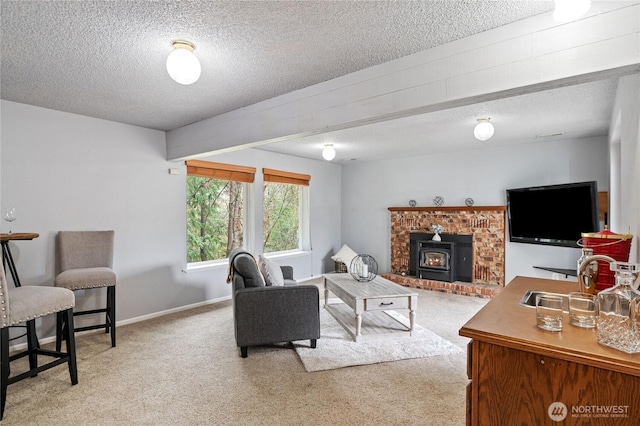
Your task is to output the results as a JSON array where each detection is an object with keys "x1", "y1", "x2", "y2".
[
  {"x1": 323, "y1": 273, "x2": 418, "y2": 342},
  {"x1": 325, "y1": 302, "x2": 412, "y2": 341}
]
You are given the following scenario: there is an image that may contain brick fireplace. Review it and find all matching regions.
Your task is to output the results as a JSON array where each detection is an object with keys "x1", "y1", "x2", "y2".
[{"x1": 383, "y1": 206, "x2": 506, "y2": 298}]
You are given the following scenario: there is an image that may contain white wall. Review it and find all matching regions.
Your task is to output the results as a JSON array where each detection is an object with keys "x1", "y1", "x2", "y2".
[
  {"x1": 0, "y1": 100, "x2": 341, "y2": 339},
  {"x1": 340, "y1": 136, "x2": 609, "y2": 284},
  {"x1": 610, "y1": 74, "x2": 640, "y2": 262}
]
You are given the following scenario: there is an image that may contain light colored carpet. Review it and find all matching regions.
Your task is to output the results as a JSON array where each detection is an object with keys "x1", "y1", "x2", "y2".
[
  {"x1": 295, "y1": 303, "x2": 462, "y2": 372},
  {"x1": 1, "y1": 280, "x2": 489, "y2": 425}
]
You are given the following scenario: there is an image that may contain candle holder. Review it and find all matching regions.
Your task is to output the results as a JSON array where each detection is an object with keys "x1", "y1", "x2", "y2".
[{"x1": 350, "y1": 254, "x2": 378, "y2": 282}]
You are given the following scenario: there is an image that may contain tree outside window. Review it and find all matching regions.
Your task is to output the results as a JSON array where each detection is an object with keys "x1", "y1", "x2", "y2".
[
  {"x1": 263, "y1": 182, "x2": 300, "y2": 253},
  {"x1": 186, "y1": 160, "x2": 255, "y2": 263},
  {"x1": 262, "y1": 168, "x2": 310, "y2": 254},
  {"x1": 187, "y1": 177, "x2": 244, "y2": 262}
]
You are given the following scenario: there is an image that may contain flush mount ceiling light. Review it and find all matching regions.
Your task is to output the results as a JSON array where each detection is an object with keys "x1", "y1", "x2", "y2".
[
  {"x1": 553, "y1": 0, "x2": 591, "y2": 23},
  {"x1": 322, "y1": 143, "x2": 336, "y2": 161},
  {"x1": 474, "y1": 118, "x2": 494, "y2": 141},
  {"x1": 166, "y1": 40, "x2": 201, "y2": 85}
]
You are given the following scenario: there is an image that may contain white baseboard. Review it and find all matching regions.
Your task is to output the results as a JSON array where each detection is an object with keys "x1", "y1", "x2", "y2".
[
  {"x1": 10, "y1": 277, "x2": 321, "y2": 352},
  {"x1": 8, "y1": 294, "x2": 232, "y2": 352}
]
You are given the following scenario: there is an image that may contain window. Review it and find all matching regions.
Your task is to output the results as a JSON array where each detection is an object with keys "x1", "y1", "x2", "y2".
[
  {"x1": 262, "y1": 168, "x2": 310, "y2": 253},
  {"x1": 186, "y1": 160, "x2": 255, "y2": 263}
]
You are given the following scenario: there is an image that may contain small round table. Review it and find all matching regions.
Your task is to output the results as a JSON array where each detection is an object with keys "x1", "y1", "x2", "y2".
[{"x1": 1, "y1": 233, "x2": 39, "y2": 287}]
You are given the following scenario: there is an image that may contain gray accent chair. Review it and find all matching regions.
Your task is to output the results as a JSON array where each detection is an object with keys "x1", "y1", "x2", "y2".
[
  {"x1": 54, "y1": 230, "x2": 117, "y2": 348},
  {"x1": 227, "y1": 249, "x2": 320, "y2": 358},
  {"x1": 1, "y1": 264, "x2": 78, "y2": 420}
]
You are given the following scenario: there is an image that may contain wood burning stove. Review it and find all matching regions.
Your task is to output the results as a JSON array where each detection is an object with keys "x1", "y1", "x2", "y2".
[
  {"x1": 420, "y1": 246, "x2": 450, "y2": 270},
  {"x1": 417, "y1": 241, "x2": 455, "y2": 282},
  {"x1": 409, "y1": 232, "x2": 473, "y2": 283}
]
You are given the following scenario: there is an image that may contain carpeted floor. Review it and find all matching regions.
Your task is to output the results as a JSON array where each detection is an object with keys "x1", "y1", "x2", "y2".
[{"x1": 2, "y1": 280, "x2": 488, "y2": 425}]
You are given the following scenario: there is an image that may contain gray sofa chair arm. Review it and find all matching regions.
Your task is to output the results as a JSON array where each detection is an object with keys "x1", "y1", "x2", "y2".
[
  {"x1": 280, "y1": 265, "x2": 294, "y2": 281},
  {"x1": 234, "y1": 285, "x2": 320, "y2": 356}
]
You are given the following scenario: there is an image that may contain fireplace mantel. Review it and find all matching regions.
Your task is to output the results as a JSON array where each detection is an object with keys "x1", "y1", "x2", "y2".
[{"x1": 388, "y1": 206, "x2": 506, "y2": 213}]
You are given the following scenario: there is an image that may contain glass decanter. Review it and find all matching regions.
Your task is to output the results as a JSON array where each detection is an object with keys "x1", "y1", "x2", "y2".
[{"x1": 596, "y1": 262, "x2": 640, "y2": 354}]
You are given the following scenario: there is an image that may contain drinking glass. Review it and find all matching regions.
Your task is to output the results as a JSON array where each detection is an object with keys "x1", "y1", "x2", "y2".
[
  {"x1": 568, "y1": 292, "x2": 597, "y2": 328},
  {"x1": 3, "y1": 208, "x2": 16, "y2": 234},
  {"x1": 536, "y1": 294, "x2": 563, "y2": 331}
]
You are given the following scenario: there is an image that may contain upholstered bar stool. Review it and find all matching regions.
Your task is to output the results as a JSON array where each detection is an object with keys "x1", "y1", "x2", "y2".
[
  {"x1": 1, "y1": 264, "x2": 78, "y2": 420},
  {"x1": 54, "y1": 230, "x2": 117, "y2": 348}
]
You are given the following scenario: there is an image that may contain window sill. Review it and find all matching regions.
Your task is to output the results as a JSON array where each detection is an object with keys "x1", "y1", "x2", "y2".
[
  {"x1": 263, "y1": 250, "x2": 311, "y2": 260},
  {"x1": 183, "y1": 250, "x2": 312, "y2": 273},
  {"x1": 184, "y1": 260, "x2": 228, "y2": 273}
]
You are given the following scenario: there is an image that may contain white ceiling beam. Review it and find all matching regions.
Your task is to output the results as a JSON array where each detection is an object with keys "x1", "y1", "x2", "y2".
[{"x1": 166, "y1": 2, "x2": 640, "y2": 161}]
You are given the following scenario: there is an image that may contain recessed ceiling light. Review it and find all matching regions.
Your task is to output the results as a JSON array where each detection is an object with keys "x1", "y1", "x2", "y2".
[{"x1": 553, "y1": 0, "x2": 591, "y2": 23}]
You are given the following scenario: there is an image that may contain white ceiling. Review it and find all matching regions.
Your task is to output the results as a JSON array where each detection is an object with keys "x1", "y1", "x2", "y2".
[
  {"x1": 259, "y1": 78, "x2": 618, "y2": 162},
  {"x1": 0, "y1": 1, "x2": 625, "y2": 163}
]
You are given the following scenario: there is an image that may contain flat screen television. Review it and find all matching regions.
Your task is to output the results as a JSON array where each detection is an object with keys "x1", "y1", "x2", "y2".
[{"x1": 506, "y1": 181, "x2": 599, "y2": 248}]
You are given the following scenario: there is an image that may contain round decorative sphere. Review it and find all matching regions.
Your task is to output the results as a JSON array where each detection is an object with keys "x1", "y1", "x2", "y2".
[
  {"x1": 433, "y1": 195, "x2": 445, "y2": 206},
  {"x1": 465, "y1": 197, "x2": 475, "y2": 206},
  {"x1": 409, "y1": 199, "x2": 417, "y2": 207},
  {"x1": 350, "y1": 254, "x2": 378, "y2": 282}
]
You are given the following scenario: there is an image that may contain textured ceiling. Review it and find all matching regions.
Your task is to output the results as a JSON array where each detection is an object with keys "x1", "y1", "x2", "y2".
[
  {"x1": 0, "y1": 1, "x2": 626, "y2": 163},
  {"x1": 1, "y1": 0, "x2": 555, "y2": 132}
]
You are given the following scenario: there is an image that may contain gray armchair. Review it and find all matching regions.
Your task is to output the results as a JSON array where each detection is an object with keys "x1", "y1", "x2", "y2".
[{"x1": 227, "y1": 249, "x2": 320, "y2": 358}]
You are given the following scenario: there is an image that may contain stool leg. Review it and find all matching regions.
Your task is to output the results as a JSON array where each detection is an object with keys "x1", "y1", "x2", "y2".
[
  {"x1": 62, "y1": 309, "x2": 78, "y2": 385},
  {"x1": 1, "y1": 328, "x2": 9, "y2": 420},
  {"x1": 108, "y1": 286, "x2": 116, "y2": 347},
  {"x1": 55, "y1": 312, "x2": 65, "y2": 352},
  {"x1": 26, "y1": 319, "x2": 39, "y2": 377}
]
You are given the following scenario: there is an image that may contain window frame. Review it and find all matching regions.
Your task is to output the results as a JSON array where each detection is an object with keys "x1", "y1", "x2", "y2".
[
  {"x1": 185, "y1": 160, "x2": 256, "y2": 266},
  {"x1": 262, "y1": 168, "x2": 311, "y2": 254}
]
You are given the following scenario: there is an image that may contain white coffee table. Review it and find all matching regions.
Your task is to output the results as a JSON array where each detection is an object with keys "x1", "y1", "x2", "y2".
[{"x1": 323, "y1": 273, "x2": 418, "y2": 342}]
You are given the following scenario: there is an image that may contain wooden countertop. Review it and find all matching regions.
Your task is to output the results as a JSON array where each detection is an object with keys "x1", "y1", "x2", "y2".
[
  {"x1": 0, "y1": 233, "x2": 39, "y2": 241},
  {"x1": 459, "y1": 276, "x2": 640, "y2": 377}
]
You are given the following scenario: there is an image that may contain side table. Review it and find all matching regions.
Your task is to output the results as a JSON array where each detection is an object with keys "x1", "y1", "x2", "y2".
[{"x1": 1, "y1": 233, "x2": 39, "y2": 287}]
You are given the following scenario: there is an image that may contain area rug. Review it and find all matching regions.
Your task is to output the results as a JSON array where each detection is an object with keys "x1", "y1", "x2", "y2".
[{"x1": 294, "y1": 302, "x2": 463, "y2": 372}]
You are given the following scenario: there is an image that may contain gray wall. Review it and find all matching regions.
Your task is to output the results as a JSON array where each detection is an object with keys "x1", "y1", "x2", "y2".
[
  {"x1": 2, "y1": 72, "x2": 639, "y2": 338},
  {"x1": 340, "y1": 136, "x2": 609, "y2": 284},
  {"x1": 0, "y1": 100, "x2": 341, "y2": 338},
  {"x1": 611, "y1": 74, "x2": 640, "y2": 261}
]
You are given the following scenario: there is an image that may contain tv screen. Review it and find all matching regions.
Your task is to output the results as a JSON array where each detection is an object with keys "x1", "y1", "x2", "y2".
[{"x1": 506, "y1": 181, "x2": 599, "y2": 248}]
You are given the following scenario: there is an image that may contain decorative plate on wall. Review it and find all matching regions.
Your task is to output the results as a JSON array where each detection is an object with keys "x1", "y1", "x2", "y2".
[{"x1": 433, "y1": 196, "x2": 444, "y2": 206}]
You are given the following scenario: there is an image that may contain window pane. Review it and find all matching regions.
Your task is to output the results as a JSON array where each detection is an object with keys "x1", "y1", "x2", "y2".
[
  {"x1": 187, "y1": 176, "x2": 244, "y2": 262},
  {"x1": 263, "y1": 182, "x2": 300, "y2": 253}
]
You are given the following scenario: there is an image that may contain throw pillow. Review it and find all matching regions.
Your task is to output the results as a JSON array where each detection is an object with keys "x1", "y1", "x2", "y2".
[
  {"x1": 258, "y1": 255, "x2": 285, "y2": 286},
  {"x1": 331, "y1": 244, "x2": 359, "y2": 273},
  {"x1": 233, "y1": 254, "x2": 266, "y2": 288}
]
